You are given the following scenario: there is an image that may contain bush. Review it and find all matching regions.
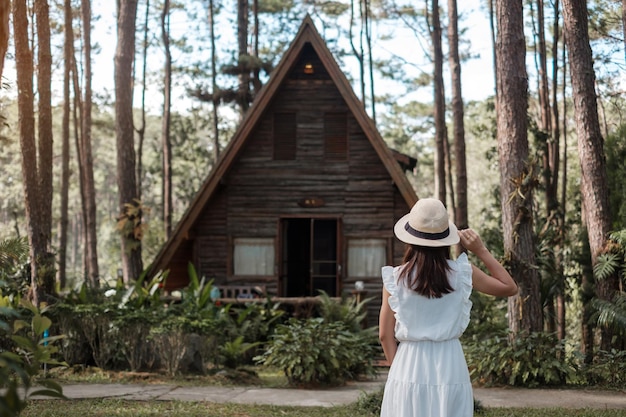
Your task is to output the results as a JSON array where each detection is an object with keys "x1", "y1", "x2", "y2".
[
  {"x1": 0, "y1": 298, "x2": 65, "y2": 416},
  {"x1": 352, "y1": 388, "x2": 383, "y2": 416},
  {"x1": 582, "y1": 349, "x2": 626, "y2": 388},
  {"x1": 464, "y1": 331, "x2": 575, "y2": 387},
  {"x1": 255, "y1": 317, "x2": 377, "y2": 387}
]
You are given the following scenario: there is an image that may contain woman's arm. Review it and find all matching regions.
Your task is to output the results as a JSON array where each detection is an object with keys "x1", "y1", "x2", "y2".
[
  {"x1": 458, "y1": 228, "x2": 518, "y2": 297},
  {"x1": 379, "y1": 287, "x2": 398, "y2": 365}
]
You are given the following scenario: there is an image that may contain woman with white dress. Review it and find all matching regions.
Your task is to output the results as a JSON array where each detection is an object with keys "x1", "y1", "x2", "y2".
[{"x1": 379, "y1": 198, "x2": 518, "y2": 417}]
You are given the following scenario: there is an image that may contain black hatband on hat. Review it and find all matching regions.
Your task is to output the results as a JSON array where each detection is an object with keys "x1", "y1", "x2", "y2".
[{"x1": 404, "y1": 223, "x2": 450, "y2": 240}]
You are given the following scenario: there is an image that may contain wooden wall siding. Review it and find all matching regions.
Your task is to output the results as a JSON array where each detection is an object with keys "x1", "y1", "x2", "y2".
[
  {"x1": 163, "y1": 240, "x2": 193, "y2": 290},
  {"x1": 194, "y1": 187, "x2": 228, "y2": 285}
]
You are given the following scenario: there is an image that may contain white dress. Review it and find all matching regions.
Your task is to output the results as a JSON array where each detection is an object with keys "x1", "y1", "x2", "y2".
[{"x1": 380, "y1": 253, "x2": 474, "y2": 417}]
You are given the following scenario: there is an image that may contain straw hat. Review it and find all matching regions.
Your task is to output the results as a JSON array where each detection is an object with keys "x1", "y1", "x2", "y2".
[{"x1": 393, "y1": 198, "x2": 459, "y2": 247}]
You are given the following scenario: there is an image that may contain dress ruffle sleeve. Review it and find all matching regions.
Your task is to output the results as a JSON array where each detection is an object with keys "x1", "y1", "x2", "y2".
[
  {"x1": 454, "y1": 253, "x2": 473, "y2": 335},
  {"x1": 382, "y1": 265, "x2": 409, "y2": 338},
  {"x1": 381, "y1": 266, "x2": 400, "y2": 314}
]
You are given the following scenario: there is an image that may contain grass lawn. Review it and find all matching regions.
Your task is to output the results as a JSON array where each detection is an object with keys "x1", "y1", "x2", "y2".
[{"x1": 21, "y1": 399, "x2": 626, "y2": 417}]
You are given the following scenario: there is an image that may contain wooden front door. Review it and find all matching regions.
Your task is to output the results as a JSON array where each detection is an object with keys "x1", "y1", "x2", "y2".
[{"x1": 279, "y1": 218, "x2": 340, "y2": 297}]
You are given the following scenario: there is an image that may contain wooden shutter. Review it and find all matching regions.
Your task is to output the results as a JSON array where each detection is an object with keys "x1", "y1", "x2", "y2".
[
  {"x1": 324, "y1": 112, "x2": 347, "y2": 160},
  {"x1": 273, "y1": 112, "x2": 296, "y2": 160}
]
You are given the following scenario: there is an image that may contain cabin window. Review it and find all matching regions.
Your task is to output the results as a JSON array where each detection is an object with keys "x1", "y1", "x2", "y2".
[
  {"x1": 233, "y1": 238, "x2": 275, "y2": 276},
  {"x1": 347, "y1": 238, "x2": 387, "y2": 277},
  {"x1": 273, "y1": 112, "x2": 296, "y2": 160},
  {"x1": 324, "y1": 112, "x2": 347, "y2": 160}
]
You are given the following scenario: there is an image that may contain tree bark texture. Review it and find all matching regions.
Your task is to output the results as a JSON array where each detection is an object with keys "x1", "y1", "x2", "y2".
[
  {"x1": 447, "y1": 0, "x2": 468, "y2": 230},
  {"x1": 161, "y1": 0, "x2": 173, "y2": 239},
  {"x1": 136, "y1": 0, "x2": 150, "y2": 202},
  {"x1": 431, "y1": 0, "x2": 447, "y2": 203},
  {"x1": 81, "y1": 0, "x2": 100, "y2": 287},
  {"x1": 13, "y1": 0, "x2": 56, "y2": 305},
  {"x1": 562, "y1": 0, "x2": 618, "y2": 351},
  {"x1": 34, "y1": 0, "x2": 55, "y2": 297},
  {"x1": 115, "y1": 0, "x2": 143, "y2": 282},
  {"x1": 237, "y1": 0, "x2": 250, "y2": 114},
  {"x1": 209, "y1": 0, "x2": 220, "y2": 160},
  {"x1": 58, "y1": 0, "x2": 73, "y2": 289},
  {"x1": 495, "y1": 0, "x2": 543, "y2": 334}
]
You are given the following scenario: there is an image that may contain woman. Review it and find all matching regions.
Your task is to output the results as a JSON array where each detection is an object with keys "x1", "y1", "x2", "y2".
[{"x1": 379, "y1": 198, "x2": 518, "y2": 417}]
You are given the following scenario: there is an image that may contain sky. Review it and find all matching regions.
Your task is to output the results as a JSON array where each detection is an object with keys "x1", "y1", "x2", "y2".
[
  {"x1": 83, "y1": 0, "x2": 497, "y2": 116},
  {"x1": 13, "y1": 1, "x2": 622, "y2": 119}
]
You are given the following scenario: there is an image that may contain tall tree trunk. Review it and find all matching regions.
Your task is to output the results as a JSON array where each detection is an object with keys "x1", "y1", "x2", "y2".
[
  {"x1": 349, "y1": 0, "x2": 366, "y2": 107},
  {"x1": 237, "y1": 0, "x2": 249, "y2": 115},
  {"x1": 136, "y1": 0, "x2": 150, "y2": 201},
  {"x1": 35, "y1": 0, "x2": 55, "y2": 297},
  {"x1": 0, "y1": 0, "x2": 9, "y2": 81},
  {"x1": 562, "y1": 0, "x2": 618, "y2": 351},
  {"x1": 58, "y1": 0, "x2": 74, "y2": 290},
  {"x1": 495, "y1": 0, "x2": 543, "y2": 334},
  {"x1": 489, "y1": 0, "x2": 497, "y2": 98},
  {"x1": 161, "y1": 0, "x2": 173, "y2": 239},
  {"x1": 13, "y1": 0, "x2": 54, "y2": 305},
  {"x1": 70, "y1": 51, "x2": 88, "y2": 281},
  {"x1": 81, "y1": 0, "x2": 99, "y2": 287},
  {"x1": 550, "y1": 0, "x2": 567, "y2": 340},
  {"x1": 533, "y1": 0, "x2": 558, "y2": 333},
  {"x1": 558, "y1": 28, "x2": 568, "y2": 341},
  {"x1": 365, "y1": 0, "x2": 376, "y2": 123},
  {"x1": 115, "y1": 0, "x2": 143, "y2": 283},
  {"x1": 431, "y1": 0, "x2": 447, "y2": 203},
  {"x1": 448, "y1": 0, "x2": 468, "y2": 232},
  {"x1": 251, "y1": 0, "x2": 261, "y2": 97},
  {"x1": 209, "y1": 0, "x2": 220, "y2": 160},
  {"x1": 622, "y1": 0, "x2": 626, "y2": 63}
]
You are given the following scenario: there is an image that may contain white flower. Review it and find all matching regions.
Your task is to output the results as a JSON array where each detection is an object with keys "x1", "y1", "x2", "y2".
[{"x1": 104, "y1": 289, "x2": 117, "y2": 297}]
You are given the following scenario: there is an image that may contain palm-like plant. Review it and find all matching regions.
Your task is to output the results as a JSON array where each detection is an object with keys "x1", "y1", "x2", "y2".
[{"x1": 591, "y1": 230, "x2": 626, "y2": 337}]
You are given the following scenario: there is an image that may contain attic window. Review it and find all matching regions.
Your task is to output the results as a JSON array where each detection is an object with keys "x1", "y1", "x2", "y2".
[
  {"x1": 273, "y1": 112, "x2": 296, "y2": 160},
  {"x1": 304, "y1": 63, "x2": 314, "y2": 74},
  {"x1": 324, "y1": 112, "x2": 347, "y2": 160}
]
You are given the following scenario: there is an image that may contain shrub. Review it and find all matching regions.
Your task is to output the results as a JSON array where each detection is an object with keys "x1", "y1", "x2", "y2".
[
  {"x1": 464, "y1": 331, "x2": 575, "y2": 387},
  {"x1": 582, "y1": 348, "x2": 626, "y2": 388},
  {"x1": 0, "y1": 298, "x2": 65, "y2": 416},
  {"x1": 352, "y1": 388, "x2": 383, "y2": 416},
  {"x1": 255, "y1": 317, "x2": 377, "y2": 387}
]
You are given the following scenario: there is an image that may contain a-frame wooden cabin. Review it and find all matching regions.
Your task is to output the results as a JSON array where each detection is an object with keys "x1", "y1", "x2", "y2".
[{"x1": 149, "y1": 15, "x2": 418, "y2": 320}]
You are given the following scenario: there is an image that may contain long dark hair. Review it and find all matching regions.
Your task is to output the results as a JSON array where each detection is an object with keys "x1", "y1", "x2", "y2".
[{"x1": 398, "y1": 244, "x2": 454, "y2": 298}]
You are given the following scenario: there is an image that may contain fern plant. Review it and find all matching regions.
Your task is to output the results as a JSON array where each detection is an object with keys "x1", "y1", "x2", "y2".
[{"x1": 591, "y1": 230, "x2": 626, "y2": 337}]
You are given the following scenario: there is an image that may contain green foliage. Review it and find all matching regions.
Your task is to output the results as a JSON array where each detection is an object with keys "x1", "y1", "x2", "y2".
[
  {"x1": 0, "y1": 298, "x2": 66, "y2": 417},
  {"x1": 464, "y1": 332, "x2": 575, "y2": 387},
  {"x1": 255, "y1": 317, "x2": 377, "y2": 387},
  {"x1": 317, "y1": 290, "x2": 370, "y2": 332},
  {"x1": 351, "y1": 388, "x2": 383, "y2": 416},
  {"x1": 0, "y1": 237, "x2": 30, "y2": 298},
  {"x1": 218, "y1": 336, "x2": 260, "y2": 369},
  {"x1": 591, "y1": 230, "x2": 626, "y2": 337},
  {"x1": 582, "y1": 348, "x2": 626, "y2": 388},
  {"x1": 463, "y1": 292, "x2": 509, "y2": 338},
  {"x1": 606, "y1": 126, "x2": 626, "y2": 230}
]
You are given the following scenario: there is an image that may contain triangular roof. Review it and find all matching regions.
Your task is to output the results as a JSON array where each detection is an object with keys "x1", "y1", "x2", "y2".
[{"x1": 149, "y1": 15, "x2": 418, "y2": 275}]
